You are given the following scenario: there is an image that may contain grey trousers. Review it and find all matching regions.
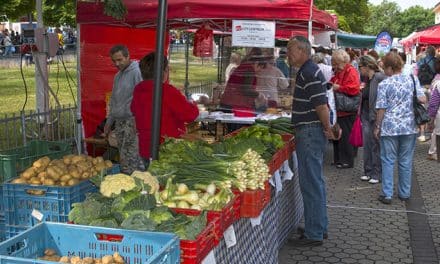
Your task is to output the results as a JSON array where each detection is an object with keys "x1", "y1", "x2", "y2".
[{"x1": 362, "y1": 119, "x2": 381, "y2": 180}]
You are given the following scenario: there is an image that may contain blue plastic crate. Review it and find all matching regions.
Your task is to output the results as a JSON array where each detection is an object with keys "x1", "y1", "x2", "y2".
[
  {"x1": 3, "y1": 179, "x2": 97, "y2": 231},
  {"x1": 0, "y1": 213, "x2": 4, "y2": 243},
  {"x1": 0, "y1": 222, "x2": 180, "y2": 264}
]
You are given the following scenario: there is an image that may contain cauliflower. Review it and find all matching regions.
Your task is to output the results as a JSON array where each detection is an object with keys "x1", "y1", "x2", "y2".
[
  {"x1": 100, "y1": 174, "x2": 137, "y2": 197},
  {"x1": 131, "y1": 171, "x2": 160, "y2": 194}
]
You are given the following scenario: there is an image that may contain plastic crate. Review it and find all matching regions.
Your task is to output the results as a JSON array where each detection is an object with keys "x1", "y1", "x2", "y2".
[
  {"x1": 0, "y1": 140, "x2": 71, "y2": 183},
  {"x1": 233, "y1": 181, "x2": 271, "y2": 218},
  {"x1": 180, "y1": 219, "x2": 217, "y2": 264},
  {"x1": 0, "y1": 222, "x2": 180, "y2": 264},
  {"x1": 0, "y1": 213, "x2": 4, "y2": 243},
  {"x1": 3, "y1": 179, "x2": 97, "y2": 235}
]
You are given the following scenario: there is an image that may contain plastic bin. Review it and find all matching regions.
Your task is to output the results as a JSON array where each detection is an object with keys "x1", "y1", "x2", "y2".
[
  {"x1": 3, "y1": 179, "x2": 97, "y2": 237},
  {"x1": 0, "y1": 222, "x2": 180, "y2": 264},
  {"x1": 180, "y1": 219, "x2": 217, "y2": 264},
  {"x1": 0, "y1": 140, "x2": 71, "y2": 183},
  {"x1": 233, "y1": 181, "x2": 271, "y2": 218},
  {"x1": 0, "y1": 213, "x2": 4, "y2": 243}
]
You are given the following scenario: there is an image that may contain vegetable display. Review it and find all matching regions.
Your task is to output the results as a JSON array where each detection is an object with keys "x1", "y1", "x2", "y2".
[{"x1": 11, "y1": 155, "x2": 113, "y2": 186}]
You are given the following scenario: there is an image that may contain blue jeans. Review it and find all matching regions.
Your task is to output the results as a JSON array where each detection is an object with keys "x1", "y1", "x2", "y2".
[
  {"x1": 362, "y1": 119, "x2": 381, "y2": 180},
  {"x1": 380, "y1": 134, "x2": 417, "y2": 199},
  {"x1": 295, "y1": 123, "x2": 328, "y2": 240}
]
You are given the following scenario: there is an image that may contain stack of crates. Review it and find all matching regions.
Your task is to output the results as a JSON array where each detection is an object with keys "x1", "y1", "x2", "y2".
[{"x1": 0, "y1": 140, "x2": 73, "y2": 239}]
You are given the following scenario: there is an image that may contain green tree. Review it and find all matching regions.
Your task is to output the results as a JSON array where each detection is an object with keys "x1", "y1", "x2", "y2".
[
  {"x1": 314, "y1": 0, "x2": 370, "y2": 33},
  {"x1": 396, "y1": 6, "x2": 435, "y2": 38},
  {"x1": 363, "y1": 1, "x2": 401, "y2": 37}
]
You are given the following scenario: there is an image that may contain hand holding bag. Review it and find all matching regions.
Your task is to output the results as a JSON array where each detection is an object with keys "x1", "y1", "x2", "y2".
[
  {"x1": 334, "y1": 91, "x2": 361, "y2": 112},
  {"x1": 411, "y1": 75, "x2": 430, "y2": 126},
  {"x1": 349, "y1": 106, "x2": 363, "y2": 147}
]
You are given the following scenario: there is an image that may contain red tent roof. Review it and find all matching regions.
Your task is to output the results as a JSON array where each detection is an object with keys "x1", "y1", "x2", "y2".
[
  {"x1": 400, "y1": 24, "x2": 440, "y2": 48},
  {"x1": 77, "y1": 0, "x2": 337, "y2": 31}
]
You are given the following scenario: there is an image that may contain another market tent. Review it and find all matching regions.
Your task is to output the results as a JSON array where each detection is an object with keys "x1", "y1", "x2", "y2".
[
  {"x1": 400, "y1": 24, "x2": 440, "y2": 50},
  {"x1": 76, "y1": 0, "x2": 337, "y2": 149},
  {"x1": 336, "y1": 32, "x2": 376, "y2": 48}
]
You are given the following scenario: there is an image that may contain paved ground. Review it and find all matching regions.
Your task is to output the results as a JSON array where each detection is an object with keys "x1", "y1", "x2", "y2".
[{"x1": 279, "y1": 139, "x2": 440, "y2": 264}]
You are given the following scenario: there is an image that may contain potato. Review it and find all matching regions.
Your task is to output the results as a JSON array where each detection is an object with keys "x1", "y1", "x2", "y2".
[
  {"x1": 83, "y1": 257, "x2": 94, "y2": 264},
  {"x1": 29, "y1": 177, "x2": 41, "y2": 185},
  {"x1": 94, "y1": 258, "x2": 102, "y2": 264},
  {"x1": 69, "y1": 169, "x2": 81, "y2": 179},
  {"x1": 81, "y1": 172, "x2": 91, "y2": 179},
  {"x1": 43, "y1": 178, "x2": 56, "y2": 186},
  {"x1": 27, "y1": 189, "x2": 44, "y2": 195},
  {"x1": 70, "y1": 256, "x2": 81, "y2": 264},
  {"x1": 46, "y1": 167, "x2": 60, "y2": 179},
  {"x1": 101, "y1": 255, "x2": 113, "y2": 264},
  {"x1": 71, "y1": 155, "x2": 86, "y2": 164},
  {"x1": 104, "y1": 160, "x2": 113, "y2": 168},
  {"x1": 21, "y1": 167, "x2": 37, "y2": 179},
  {"x1": 44, "y1": 248, "x2": 56, "y2": 256},
  {"x1": 33, "y1": 156, "x2": 50, "y2": 168},
  {"x1": 67, "y1": 179, "x2": 79, "y2": 186},
  {"x1": 12, "y1": 178, "x2": 27, "y2": 184},
  {"x1": 60, "y1": 181, "x2": 67, "y2": 186},
  {"x1": 63, "y1": 154, "x2": 75, "y2": 165},
  {"x1": 60, "y1": 174, "x2": 71, "y2": 182},
  {"x1": 113, "y1": 252, "x2": 124, "y2": 264},
  {"x1": 94, "y1": 162, "x2": 106, "y2": 173},
  {"x1": 59, "y1": 256, "x2": 70, "y2": 263}
]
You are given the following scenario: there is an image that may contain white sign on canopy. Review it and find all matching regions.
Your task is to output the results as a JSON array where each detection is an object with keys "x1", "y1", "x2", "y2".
[{"x1": 232, "y1": 20, "x2": 275, "y2": 48}]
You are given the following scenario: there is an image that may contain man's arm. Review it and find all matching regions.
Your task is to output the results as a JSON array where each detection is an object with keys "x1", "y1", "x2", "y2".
[{"x1": 316, "y1": 104, "x2": 335, "y2": 140}]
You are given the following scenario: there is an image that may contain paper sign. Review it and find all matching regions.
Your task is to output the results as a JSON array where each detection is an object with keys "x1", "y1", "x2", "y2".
[
  {"x1": 201, "y1": 250, "x2": 216, "y2": 264},
  {"x1": 232, "y1": 20, "x2": 275, "y2": 48},
  {"x1": 224, "y1": 225, "x2": 237, "y2": 248},
  {"x1": 282, "y1": 160, "x2": 294, "y2": 181},
  {"x1": 31, "y1": 209, "x2": 44, "y2": 222},
  {"x1": 274, "y1": 170, "x2": 282, "y2": 193},
  {"x1": 250, "y1": 214, "x2": 262, "y2": 227}
]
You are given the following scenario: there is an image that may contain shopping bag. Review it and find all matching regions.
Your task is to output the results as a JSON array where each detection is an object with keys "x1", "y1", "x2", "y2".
[{"x1": 349, "y1": 115, "x2": 363, "y2": 147}]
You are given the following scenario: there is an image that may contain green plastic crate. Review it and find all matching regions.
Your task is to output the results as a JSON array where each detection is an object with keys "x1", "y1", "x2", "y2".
[{"x1": 0, "y1": 141, "x2": 71, "y2": 183}]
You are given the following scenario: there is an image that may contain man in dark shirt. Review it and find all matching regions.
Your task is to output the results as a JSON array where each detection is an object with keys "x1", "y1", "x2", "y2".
[{"x1": 287, "y1": 36, "x2": 335, "y2": 247}]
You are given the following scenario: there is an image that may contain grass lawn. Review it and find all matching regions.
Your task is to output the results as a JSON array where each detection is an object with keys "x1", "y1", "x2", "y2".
[{"x1": 0, "y1": 50, "x2": 218, "y2": 115}]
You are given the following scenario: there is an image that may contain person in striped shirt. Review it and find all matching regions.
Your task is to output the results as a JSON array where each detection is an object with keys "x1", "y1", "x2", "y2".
[{"x1": 286, "y1": 36, "x2": 335, "y2": 247}]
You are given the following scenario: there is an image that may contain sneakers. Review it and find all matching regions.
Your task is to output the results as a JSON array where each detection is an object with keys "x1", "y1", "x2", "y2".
[
  {"x1": 418, "y1": 135, "x2": 428, "y2": 142},
  {"x1": 360, "y1": 175, "x2": 371, "y2": 181},
  {"x1": 288, "y1": 236, "x2": 323, "y2": 247},
  {"x1": 378, "y1": 195, "x2": 392, "y2": 204},
  {"x1": 368, "y1": 179, "x2": 379, "y2": 184},
  {"x1": 398, "y1": 196, "x2": 410, "y2": 202},
  {"x1": 427, "y1": 154, "x2": 438, "y2": 161}
]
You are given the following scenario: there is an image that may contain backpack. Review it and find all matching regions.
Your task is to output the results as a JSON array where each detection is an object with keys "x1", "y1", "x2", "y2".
[{"x1": 418, "y1": 57, "x2": 435, "y2": 85}]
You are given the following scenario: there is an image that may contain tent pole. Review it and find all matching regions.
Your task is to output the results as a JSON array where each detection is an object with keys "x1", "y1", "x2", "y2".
[
  {"x1": 184, "y1": 31, "x2": 190, "y2": 98},
  {"x1": 308, "y1": 0, "x2": 313, "y2": 43},
  {"x1": 151, "y1": 0, "x2": 168, "y2": 160},
  {"x1": 76, "y1": 24, "x2": 83, "y2": 155}
]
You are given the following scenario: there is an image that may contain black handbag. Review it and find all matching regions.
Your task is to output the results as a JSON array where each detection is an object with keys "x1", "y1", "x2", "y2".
[
  {"x1": 334, "y1": 92, "x2": 361, "y2": 112},
  {"x1": 411, "y1": 75, "x2": 430, "y2": 125}
]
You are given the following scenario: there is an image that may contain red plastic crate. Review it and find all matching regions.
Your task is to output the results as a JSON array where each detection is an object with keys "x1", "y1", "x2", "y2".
[
  {"x1": 233, "y1": 181, "x2": 271, "y2": 218},
  {"x1": 180, "y1": 217, "x2": 218, "y2": 264},
  {"x1": 268, "y1": 146, "x2": 287, "y2": 175},
  {"x1": 232, "y1": 191, "x2": 241, "y2": 221}
]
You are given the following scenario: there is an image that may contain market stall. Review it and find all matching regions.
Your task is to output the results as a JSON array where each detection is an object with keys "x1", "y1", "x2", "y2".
[{"x1": 400, "y1": 23, "x2": 440, "y2": 51}]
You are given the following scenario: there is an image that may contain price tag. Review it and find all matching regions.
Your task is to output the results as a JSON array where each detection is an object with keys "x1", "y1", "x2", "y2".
[
  {"x1": 201, "y1": 250, "x2": 216, "y2": 264},
  {"x1": 274, "y1": 170, "x2": 282, "y2": 193},
  {"x1": 250, "y1": 214, "x2": 262, "y2": 227},
  {"x1": 223, "y1": 225, "x2": 237, "y2": 248},
  {"x1": 31, "y1": 209, "x2": 44, "y2": 222},
  {"x1": 282, "y1": 160, "x2": 294, "y2": 181},
  {"x1": 291, "y1": 151, "x2": 299, "y2": 177}
]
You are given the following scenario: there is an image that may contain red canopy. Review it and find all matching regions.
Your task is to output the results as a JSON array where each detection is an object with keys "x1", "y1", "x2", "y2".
[
  {"x1": 77, "y1": 0, "x2": 337, "y2": 31},
  {"x1": 400, "y1": 24, "x2": 440, "y2": 49}
]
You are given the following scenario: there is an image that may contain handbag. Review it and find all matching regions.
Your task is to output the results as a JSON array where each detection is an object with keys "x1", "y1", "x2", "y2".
[
  {"x1": 349, "y1": 107, "x2": 363, "y2": 147},
  {"x1": 334, "y1": 92, "x2": 361, "y2": 112},
  {"x1": 410, "y1": 75, "x2": 430, "y2": 125}
]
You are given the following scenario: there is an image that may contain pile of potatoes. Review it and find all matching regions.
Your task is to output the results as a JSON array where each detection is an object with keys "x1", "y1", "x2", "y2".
[
  {"x1": 38, "y1": 249, "x2": 125, "y2": 264},
  {"x1": 11, "y1": 154, "x2": 113, "y2": 187}
]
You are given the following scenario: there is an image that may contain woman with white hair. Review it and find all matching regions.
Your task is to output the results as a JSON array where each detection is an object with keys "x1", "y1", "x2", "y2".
[{"x1": 330, "y1": 49, "x2": 361, "y2": 169}]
